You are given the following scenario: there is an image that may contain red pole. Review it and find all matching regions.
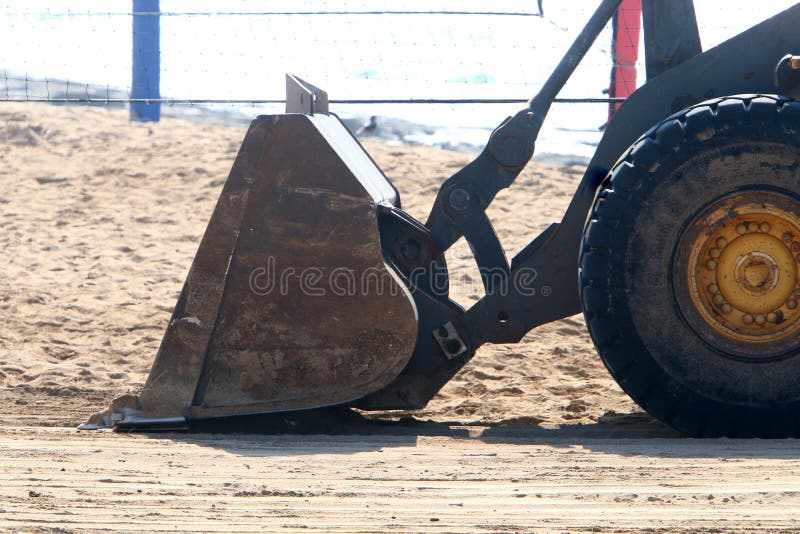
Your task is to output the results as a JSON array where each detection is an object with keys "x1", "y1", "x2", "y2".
[{"x1": 608, "y1": 0, "x2": 641, "y2": 121}]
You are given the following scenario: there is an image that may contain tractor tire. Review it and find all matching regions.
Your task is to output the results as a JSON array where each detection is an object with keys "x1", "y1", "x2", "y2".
[{"x1": 580, "y1": 95, "x2": 800, "y2": 438}]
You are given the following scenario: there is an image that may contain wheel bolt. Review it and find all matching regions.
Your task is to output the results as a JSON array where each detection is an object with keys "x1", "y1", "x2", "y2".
[
  {"x1": 760, "y1": 222, "x2": 772, "y2": 233},
  {"x1": 767, "y1": 312, "x2": 779, "y2": 323},
  {"x1": 709, "y1": 247, "x2": 721, "y2": 259},
  {"x1": 721, "y1": 303, "x2": 733, "y2": 314},
  {"x1": 755, "y1": 314, "x2": 767, "y2": 325},
  {"x1": 716, "y1": 237, "x2": 728, "y2": 248},
  {"x1": 713, "y1": 294, "x2": 725, "y2": 305},
  {"x1": 736, "y1": 224, "x2": 748, "y2": 235},
  {"x1": 748, "y1": 222, "x2": 760, "y2": 233},
  {"x1": 708, "y1": 283, "x2": 719, "y2": 294},
  {"x1": 743, "y1": 314, "x2": 755, "y2": 325},
  {"x1": 706, "y1": 260, "x2": 717, "y2": 270}
]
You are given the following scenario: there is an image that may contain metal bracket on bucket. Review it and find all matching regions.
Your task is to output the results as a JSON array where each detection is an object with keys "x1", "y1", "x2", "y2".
[{"x1": 285, "y1": 74, "x2": 329, "y2": 114}]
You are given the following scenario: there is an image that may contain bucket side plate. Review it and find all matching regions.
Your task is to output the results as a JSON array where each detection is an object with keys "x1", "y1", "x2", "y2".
[{"x1": 92, "y1": 114, "x2": 418, "y2": 427}]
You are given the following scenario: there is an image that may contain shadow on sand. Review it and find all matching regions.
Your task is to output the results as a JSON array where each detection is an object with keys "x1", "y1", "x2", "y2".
[{"x1": 128, "y1": 407, "x2": 799, "y2": 459}]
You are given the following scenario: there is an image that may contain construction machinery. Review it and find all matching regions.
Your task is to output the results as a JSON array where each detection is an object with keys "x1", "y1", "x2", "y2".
[{"x1": 84, "y1": 0, "x2": 800, "y2": 437}]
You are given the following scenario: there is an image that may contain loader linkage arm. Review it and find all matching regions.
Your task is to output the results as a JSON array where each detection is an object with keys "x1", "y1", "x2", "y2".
[
  {"x1": 355, "y1": 0, "x2": 626, "y2": 410},
  {"x1": 425, "y1": 109, "x2": 543, "y2": 295},
  {"x1": 422, "y1": 0, "x2": 623, "y2": 333},
  {"x1": 426, "y1": 0, "x2": 623, "y2": 258}
]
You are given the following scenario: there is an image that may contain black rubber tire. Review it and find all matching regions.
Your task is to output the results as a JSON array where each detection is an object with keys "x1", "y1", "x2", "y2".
[{"x1": 580, "y1": 94, "x2": 800, "y2": 438}]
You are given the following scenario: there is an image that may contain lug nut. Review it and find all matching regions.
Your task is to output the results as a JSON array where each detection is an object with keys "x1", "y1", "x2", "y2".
[
  {"x1": 755, "y1": 314, "x2": 767, "y2": 325},
  {"x1": 743, "y1": 314, "x2": 755, "y2": 325},
  {"x1": 713, "y1": 294, "x2": 725, "y2": 305},
  {"x1": 792, "y1": 242, "x2": 800, "y2": 253},
  {"x1": 721, "y1": 303, "x2": 733, "y2": 314},
  {"x1": 716, "y1": 237, "x2": 728, "y2": 248},
  {"x1": 783, "y1": 231, "x2": 794, "y2": 243},
  {"x1": 736, "y1": 224, "x2": 748, "y2": 235},
  {"x1": 760, "y1": 222, "x2": 772, "y2": 233},
  {"x1": 709, "y1": 247, "x2": 721, "y2": 259},
  {"x1": 747, "y1": 222, "x2": 760, "y2": 233},
  {"x1": 708, "y1": 283, "x2": 720, "y2": 294},
  {"x1": 788, "y1": 299, "x2": 798, "y2": 310},
  {"x1": 706, "y1": 260, "x2": 717, "y2": 270},
  {"x1": 767, "y1": 312, "x2": 779, "y2": 323}
]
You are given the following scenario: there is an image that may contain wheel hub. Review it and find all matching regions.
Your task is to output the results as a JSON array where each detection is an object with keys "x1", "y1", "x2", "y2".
[
  {"x1": 736, "y1": 253, "x2": 777, "y2": 295},
  {"x1": 675, "y1": 191, "x2": 800, "y2": 358}
]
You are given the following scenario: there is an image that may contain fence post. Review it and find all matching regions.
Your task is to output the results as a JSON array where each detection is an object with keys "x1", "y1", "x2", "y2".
[
  {"x1": 131, "y1": 0, "x2": 161, "y2": 121},
  {"x1": 608, "y1": 0, "x2": 641, "y2": 122}
]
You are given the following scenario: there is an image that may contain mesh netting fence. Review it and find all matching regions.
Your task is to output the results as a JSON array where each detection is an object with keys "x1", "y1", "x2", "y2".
[{"x1": 1, "y1": 1, "x2": 797, "y2": 155}]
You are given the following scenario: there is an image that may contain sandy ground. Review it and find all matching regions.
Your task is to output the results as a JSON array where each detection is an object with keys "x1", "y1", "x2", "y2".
[
  {"x1": 3, "y1": 427, "x2": 800, "y2": 533},
  {"x1": 0, "y1": 102, "x2": 798, "y2": 532}
]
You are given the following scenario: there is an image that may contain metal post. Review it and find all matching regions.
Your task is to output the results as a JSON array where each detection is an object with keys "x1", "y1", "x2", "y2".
[
  {"x1": 131, "y1": 0, "x2": 160, "y2": 121},
  {"x1": 608, "y1": 0, "x2": 642, "y2": 121}
]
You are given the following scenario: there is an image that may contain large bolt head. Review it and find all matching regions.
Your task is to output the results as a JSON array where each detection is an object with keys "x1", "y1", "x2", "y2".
[
  {"x1": 444, "y1": 339, "x2": 463, "y2": 354},
  {"x1": 400, "y1": 239, "x2": 421, "y2": 261},
  {"x1": 448, "y1": 188, "x2": 471, "y2": 211}
]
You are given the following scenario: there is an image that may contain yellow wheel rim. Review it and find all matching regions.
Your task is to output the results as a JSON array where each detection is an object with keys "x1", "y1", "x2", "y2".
[{"x1": 675, "y1": 191, "x2": 800, "y2": 357}]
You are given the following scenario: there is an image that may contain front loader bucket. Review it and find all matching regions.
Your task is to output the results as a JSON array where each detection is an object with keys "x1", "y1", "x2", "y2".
[{"x1": 83, "y1": 113, "x2": 418, "y2": 429}]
